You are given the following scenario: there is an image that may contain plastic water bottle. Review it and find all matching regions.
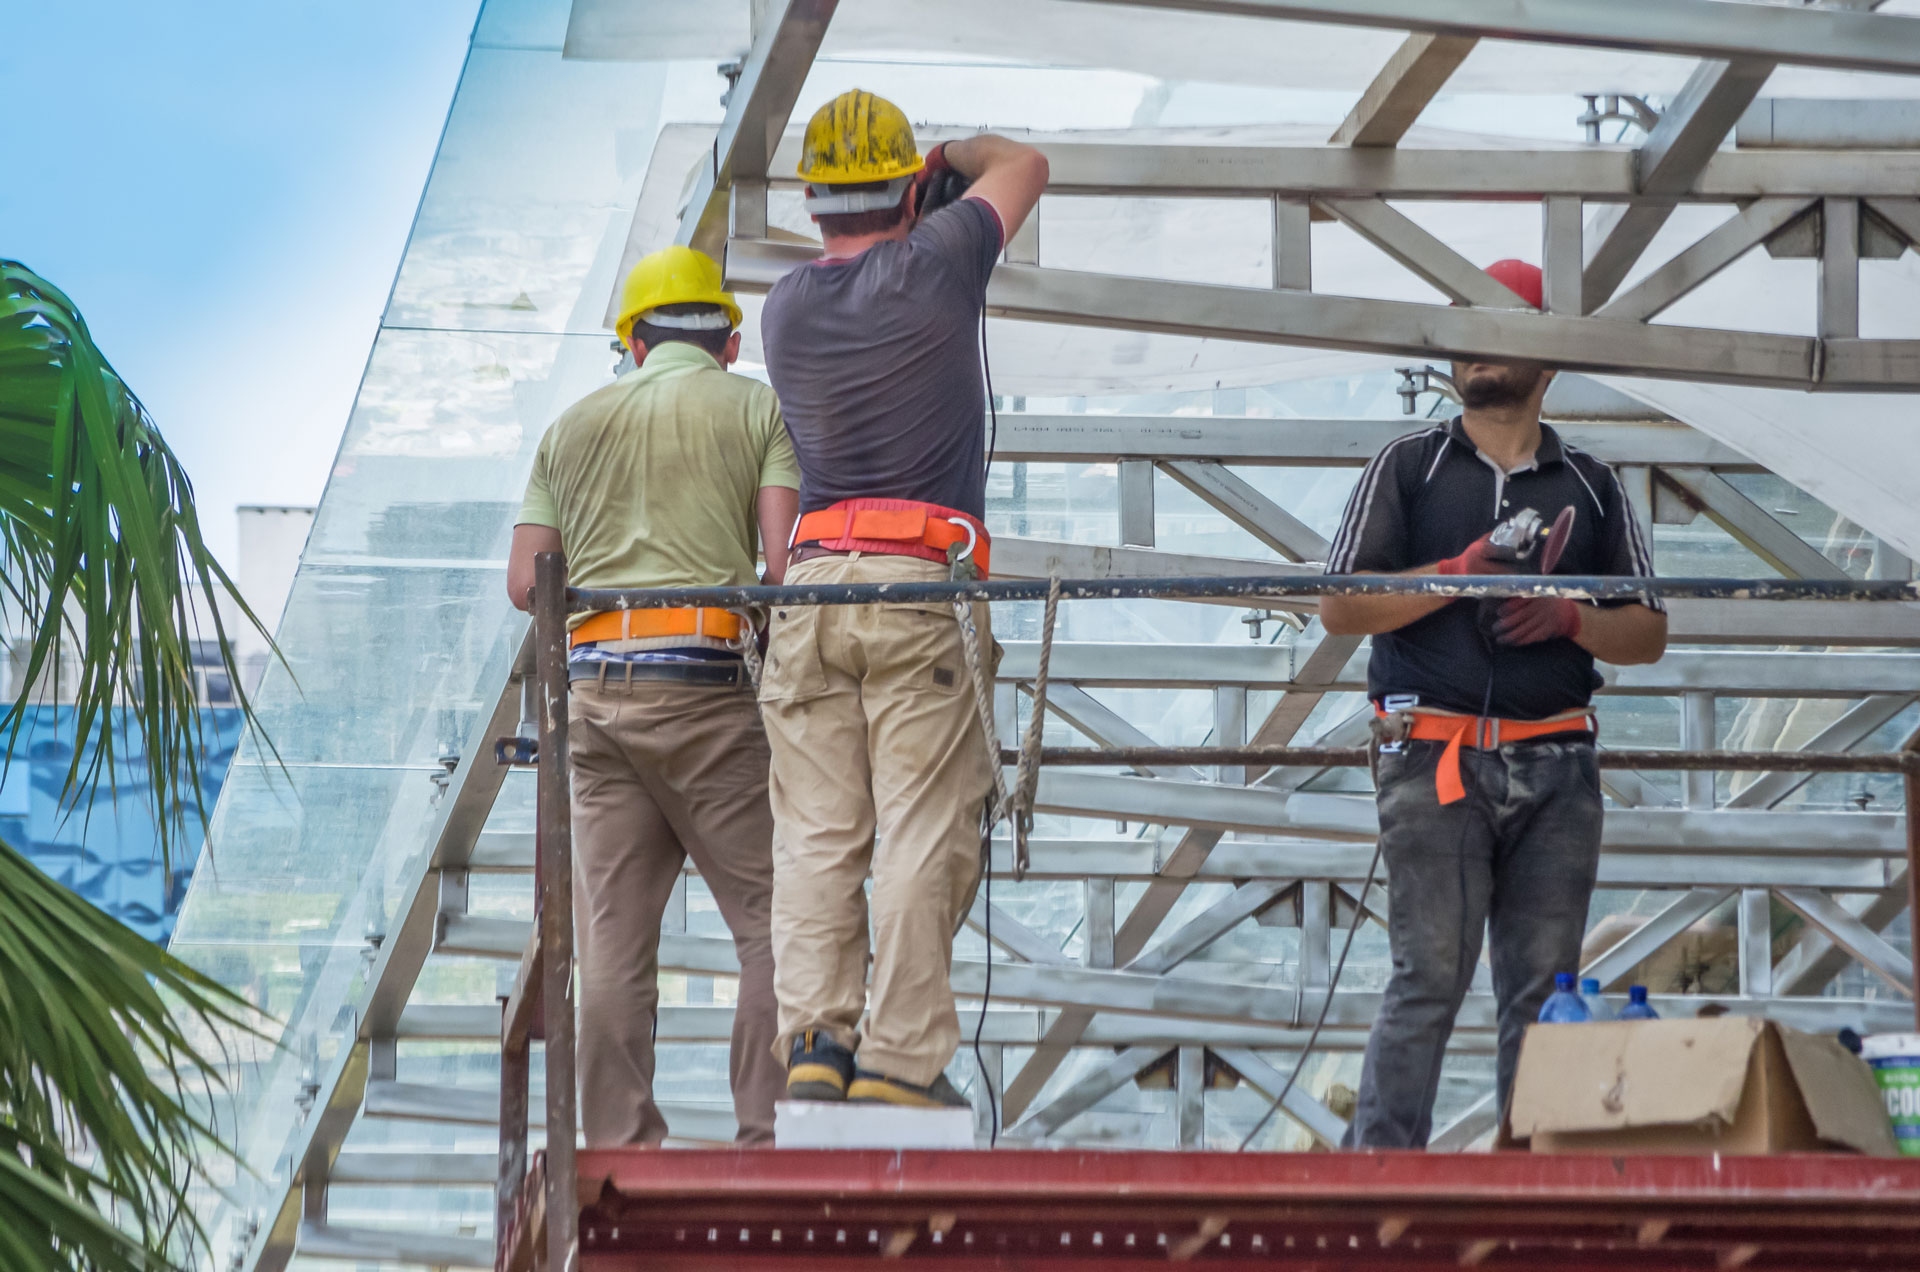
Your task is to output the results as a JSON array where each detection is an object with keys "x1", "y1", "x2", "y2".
[
  {"x1": 1579, "y1": 977, "x2": 1615, "y2": 1021},
  {"x1": 1616, "y1": 985, "x2": 1660, "y2": 1021},
  {"x1": 1538, "y1": 973, "x2": 1592, "y2": 1023}
]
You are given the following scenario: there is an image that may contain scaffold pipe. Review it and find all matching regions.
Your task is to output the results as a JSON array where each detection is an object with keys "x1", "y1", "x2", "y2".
[{"x1": 571, "y1": 574, "x2": 1920, "y2": 611}]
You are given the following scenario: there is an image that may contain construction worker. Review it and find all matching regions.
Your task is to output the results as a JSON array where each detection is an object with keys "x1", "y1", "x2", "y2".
[
  {"x1": 507, "y1": 245, "x2": 798, "y2": 1146},
  {"x1": 755, "y1": 90, "x2": 1049, "y2": 1108},
  {"x1": 1320, "y1": 259, "x2": 1669, "y2": 1147}
]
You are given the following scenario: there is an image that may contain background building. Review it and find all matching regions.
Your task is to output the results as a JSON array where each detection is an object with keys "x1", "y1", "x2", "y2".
[{"x1": 0, "y1": 506, "x2": 311, "y2": 945}]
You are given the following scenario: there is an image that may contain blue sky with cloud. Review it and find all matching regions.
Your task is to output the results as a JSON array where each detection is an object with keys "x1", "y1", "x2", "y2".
[{"x1": 2, "y1": 1, "x2": 482, "y2": 558}]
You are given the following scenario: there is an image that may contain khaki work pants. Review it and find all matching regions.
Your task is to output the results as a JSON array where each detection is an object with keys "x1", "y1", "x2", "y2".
[
  {"x1": 569, "y1": 675, "x2": 783, "y2": 1146},
  {"x1": 759, "y1": 553, "x2": 996, "y2": 1086}
]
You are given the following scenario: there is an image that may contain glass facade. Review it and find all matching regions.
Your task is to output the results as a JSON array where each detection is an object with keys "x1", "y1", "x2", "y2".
[{"x1": 176, "y1": 3, "x2": 1914, "y2": 1264}]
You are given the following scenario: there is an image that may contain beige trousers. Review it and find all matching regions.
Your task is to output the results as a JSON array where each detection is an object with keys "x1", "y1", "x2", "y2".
[
  {"x1": 759, "y1": 553, "x2": 996, "y2": 1086},
  {"x1": 569, "y1": 676, "x2": 783, "y2": 1145}
]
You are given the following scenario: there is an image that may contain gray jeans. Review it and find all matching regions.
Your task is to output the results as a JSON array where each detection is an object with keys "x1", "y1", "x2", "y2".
[{"x1": 1347, "y1": 737, "x2": 1603, "y2": 1149}]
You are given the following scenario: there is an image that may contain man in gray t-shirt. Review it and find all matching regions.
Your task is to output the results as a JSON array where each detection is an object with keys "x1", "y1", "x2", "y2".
[
  {"x1": 762, "y1": 195, "x2": 1001, "y2": 519},
  {"x1": 756, "y1": 89, "x2": 1048, "y2": 1113}
]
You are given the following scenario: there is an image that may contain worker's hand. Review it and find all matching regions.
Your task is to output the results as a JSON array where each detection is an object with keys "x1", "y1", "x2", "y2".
[
  {"x1": 914, "y1": 142, "x2": 970, "y2": 217},
  {"x1": 1435, "y1": 531, "x2": 1513, "y2": 575},
  {"x1": 1491, "y1": 596, "x2": 1584, "y2": 645}
]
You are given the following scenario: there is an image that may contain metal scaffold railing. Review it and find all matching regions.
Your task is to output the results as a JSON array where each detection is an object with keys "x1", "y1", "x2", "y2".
[{"x1": 493, "y1": 554, "x2": 1920, "y2": 1271}]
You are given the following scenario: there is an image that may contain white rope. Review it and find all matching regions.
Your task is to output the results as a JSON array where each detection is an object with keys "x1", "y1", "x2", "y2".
[
  {"x1": 953, "y1": 574, "x2": 1060, "y2": 880},
  {"x1": 728, "y1": 607, "x2": 765, "y2": 692}
]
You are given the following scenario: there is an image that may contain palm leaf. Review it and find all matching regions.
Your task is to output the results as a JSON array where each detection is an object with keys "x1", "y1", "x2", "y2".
[
  {"x1": 0, "y1": 258, "x2": 279, "y2": 867},
  {"x1": 1, "y1": 260, "x2": 279, "y2": 1269}
]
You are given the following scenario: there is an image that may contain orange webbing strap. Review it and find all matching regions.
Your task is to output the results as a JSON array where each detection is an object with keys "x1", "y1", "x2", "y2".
[
  {"x1": 792, "y1": 498, "x2": 991, "y2": 576},
  {"x1": 1377, "y1": 707, "x2": 1595, "y2": 806},
  {"x1": 569, "y1": 607, "x2": 743, "y2": 648}
]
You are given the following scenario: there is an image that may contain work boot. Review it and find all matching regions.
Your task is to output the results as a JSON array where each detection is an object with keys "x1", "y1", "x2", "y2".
[
  {"x1": 786, "y1": 1031, "x2": 855, "y2": 1101},
  {"x1": 847, "y1": 1068, "x2": 968, "y2": 1108}
]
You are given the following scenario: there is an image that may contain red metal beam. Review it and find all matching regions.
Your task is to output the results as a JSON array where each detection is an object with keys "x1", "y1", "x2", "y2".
[{"x1": 572, "y1": 1149, "x2": 1920, "y2": 1270}]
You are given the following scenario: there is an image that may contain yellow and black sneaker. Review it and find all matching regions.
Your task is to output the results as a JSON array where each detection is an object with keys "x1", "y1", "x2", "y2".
[
  {"x1": 847, "y1": 1069, "x2": 968, "y2": 1108},
  {"x1": 786, "y1": 1031, "x2": 855, "y2": 1101}
]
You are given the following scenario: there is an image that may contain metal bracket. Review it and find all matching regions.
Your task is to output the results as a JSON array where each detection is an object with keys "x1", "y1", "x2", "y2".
[
  {"x1": 1395, "y1": 364, "x2": 1460, "y2": 415},
  {"x1": 1578, "y1": 93, "x2": 1661, "y2": 142}
]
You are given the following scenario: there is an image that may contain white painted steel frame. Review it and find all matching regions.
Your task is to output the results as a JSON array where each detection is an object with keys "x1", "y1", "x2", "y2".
[{"x1": 249, "y1": 1, "x2": 1920, "y2": 1264}]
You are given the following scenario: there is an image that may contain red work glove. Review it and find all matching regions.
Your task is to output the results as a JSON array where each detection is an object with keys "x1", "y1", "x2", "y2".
[
  {"x1": 1435, "y1": 531, "x2": 1512, "y2": 575},
  {"x1": 1491, "y1": 596, "x2": 1584, "y2": 646}
]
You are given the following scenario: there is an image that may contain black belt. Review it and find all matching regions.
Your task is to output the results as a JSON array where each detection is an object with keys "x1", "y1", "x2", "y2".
[{"x1": 569, "y1": 661, "x2": 747, "y2": 687}]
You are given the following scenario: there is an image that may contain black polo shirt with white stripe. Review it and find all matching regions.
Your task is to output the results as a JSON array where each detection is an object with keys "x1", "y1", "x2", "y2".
[{"x1": 1326, "y1": 417, "x2": 1661, "y2": 720}]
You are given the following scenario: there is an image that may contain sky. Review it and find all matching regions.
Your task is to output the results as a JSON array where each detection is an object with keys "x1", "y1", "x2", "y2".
[{"x1": 2, "y1": 0, "x2": 483, "y2": 561}]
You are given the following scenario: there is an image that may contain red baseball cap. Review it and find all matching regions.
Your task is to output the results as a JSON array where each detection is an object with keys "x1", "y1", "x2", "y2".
[{"x1": 1484, "y1": 258, "x2": 1543, "y2": 309}]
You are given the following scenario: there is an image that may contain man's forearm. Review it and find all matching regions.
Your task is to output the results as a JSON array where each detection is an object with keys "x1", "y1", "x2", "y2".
[
  {"x1": 943, "y1": 134, "x2": 1030, "y2": 179},
  {"x1": 1574, "y1": 602, "x2": 1668, "y2": 666},
  {"x1": 1318, "y1": 567, "x2": 1453, "y2": 635}
]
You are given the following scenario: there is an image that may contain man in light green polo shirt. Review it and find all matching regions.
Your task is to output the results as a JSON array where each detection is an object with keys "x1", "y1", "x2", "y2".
[{"x1": 509, "y1": 246, "x2": 798, "y2": 1147}]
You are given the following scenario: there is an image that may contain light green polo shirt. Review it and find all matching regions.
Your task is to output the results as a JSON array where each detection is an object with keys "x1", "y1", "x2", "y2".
[{"x1": 517, "y1": 342, "x2": 799, "y2": 596}]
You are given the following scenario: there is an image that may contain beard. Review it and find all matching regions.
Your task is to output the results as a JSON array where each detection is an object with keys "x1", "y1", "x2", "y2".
[{"x1": 1459, "y1": 363, "x2": 1547, "y2": 409}]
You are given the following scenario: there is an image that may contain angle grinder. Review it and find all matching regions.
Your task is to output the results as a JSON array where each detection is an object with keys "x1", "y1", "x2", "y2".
[{"x1": 1477, "y1": 503, "x2": 1576, "y2": 642}]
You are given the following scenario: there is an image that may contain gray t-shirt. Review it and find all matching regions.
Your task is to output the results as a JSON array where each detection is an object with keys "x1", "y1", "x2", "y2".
[{"x1": 761, "y1": 197, "x2": 1003, "y2": 520}]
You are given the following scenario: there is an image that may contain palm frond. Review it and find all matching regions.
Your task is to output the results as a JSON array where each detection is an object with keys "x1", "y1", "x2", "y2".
[
  {"x1": 1, "y1": 260, "x2": 280, "y2": 1269},
  {"x1": 0, "y1": 258, "x2": 280, "y2": 867},
  {"x1": 0, "y1": 831, "x2": 265, "y2": 1268}
]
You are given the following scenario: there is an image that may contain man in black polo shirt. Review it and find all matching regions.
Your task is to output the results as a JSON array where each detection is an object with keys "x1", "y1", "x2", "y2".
[{"x1": 1321, "y1": 259, "x2": 1667, "y2": 1148}]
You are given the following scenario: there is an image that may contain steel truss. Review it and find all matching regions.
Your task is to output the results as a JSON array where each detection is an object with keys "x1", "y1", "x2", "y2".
[{"x1": 245, "y1": 2, "x2": 1920, "y2": 1269}]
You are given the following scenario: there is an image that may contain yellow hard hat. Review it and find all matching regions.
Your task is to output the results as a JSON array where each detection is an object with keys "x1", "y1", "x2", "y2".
[
  {"x1": 614, "y1": 246, "x2": 742, "y2": 346},
  {"x1": 797, "y1": 89, "x2": 924, "y2": 186}
]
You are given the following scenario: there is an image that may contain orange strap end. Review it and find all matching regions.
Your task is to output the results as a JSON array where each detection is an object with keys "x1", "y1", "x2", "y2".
[{"x1": 1435, "y1": 726, "x2": 1468, "y2": 805}]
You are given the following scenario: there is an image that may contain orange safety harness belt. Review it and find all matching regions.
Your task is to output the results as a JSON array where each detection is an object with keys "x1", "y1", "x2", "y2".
[
  {"x1": 792, "y1": 497, "x2": 990, "y2": 577},
  {"x1": 569, "y1": 607, "x2": 743, "y2": 648},
  {"x1": 1376, "y1": 706, "x2": 1595, "y2": 806}
]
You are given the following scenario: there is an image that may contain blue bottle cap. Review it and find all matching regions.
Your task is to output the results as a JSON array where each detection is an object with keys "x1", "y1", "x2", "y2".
[
  {"x1": 1555, "y1": 972, "x2": 1575, "y2": 990},
  {"x1": 1580, "y1": 978, "x2": 1601, "y2": 994}
]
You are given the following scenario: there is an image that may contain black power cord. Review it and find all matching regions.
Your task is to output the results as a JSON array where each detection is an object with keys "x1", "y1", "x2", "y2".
[{"x1": 1238, "y1": 624, "x2": 1500, "y2": 1151}]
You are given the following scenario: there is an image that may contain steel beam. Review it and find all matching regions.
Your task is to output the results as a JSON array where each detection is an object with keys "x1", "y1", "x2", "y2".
[
  {"x1": 1727, "y1": 695, "x2": 1918, "y2": 809},
  {"x1": 647, "y1": 931, "x2": 1916, "y2": 1034},
  {"x1": 992, "y1": 414, "x2": 1749, "y2": 468},
  {"x1": 996, "y1": 644, "x2": 1920, "y2": 695},
  {"x1": 1582, "y1": 888, "x2": 1734, "y2": 990},
  {"x1": 1583, "y1": 59, "x2": 1777, "y2": 312},
  {"x1": 674, "y1": 0, "x2": 837, "y2": 257},
  {"x1": 762, "y1": 134, "x2": 1920, "y2": 201},
  {"x1": 1005, "y1": 1046, "x2": 1169, "y2": 1140},
  {"x1": 1429, "y1": 1092, "x2": 1500, "y2": 1152},
  {"x1": 297, "y1": 1223, "x2": 490, "y2": 1270},
  {"x1": 1739, "y1": 97, "x2": 1920, "y2": 148},
  {"x1": 967, "y1": 897, "x2": 1073, "y2": 967},
  {"x1": 1131, "y1": 881, "x2": 1292, "y2": 975},
  {"x1": 1161, "y1": 460, "x2": 1332, "y2": 562},
  {"x1": 1118, "y1": 459, "x2": 1156, "y2": 547},
  {"x1": 732, "y1": 242, "x2": 1863, "y2": 390},
  {"x1": 1216, "y1": 1047, "x2": 1348, "y2": 1147},
  {"x1": 1044, "y1": 684, "x2": 1202, "y2": 780},
  {"x1": 1594, "y1": 198, "x2": 1815, "y2": 323},
  {"x1": 1777, "y1": 871, "x2": 1910, "y2": 995},
  {"x1": 1076, "y1": 0, "x2": 1920, "y2": 74},
  {"x1": 1822, "y1": 196, "x2": 1863, "y2": 340},
  {"x1": 1042, "y1": 773, "x2": 1908, "y2": 853},
  {"x1": 1320, "y1": 197, "x2": 1534, "y2": 308},
  {"x1": 1329, "y1": 32, "x2": 1477, "y2": 148},
  {"x1": 1776, "y1": 887, "x2": 1915, "y2": 996}
]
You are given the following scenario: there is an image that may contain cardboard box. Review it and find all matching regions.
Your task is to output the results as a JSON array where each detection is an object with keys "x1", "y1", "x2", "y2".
[{"x1": 1507, "y1": 1017, "x2": 1897, "y2": 1156}]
